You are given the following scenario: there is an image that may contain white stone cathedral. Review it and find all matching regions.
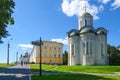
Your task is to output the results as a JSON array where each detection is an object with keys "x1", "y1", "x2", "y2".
[{"x1": 67, "y1": 11, "x2": 108, "y2": 66}]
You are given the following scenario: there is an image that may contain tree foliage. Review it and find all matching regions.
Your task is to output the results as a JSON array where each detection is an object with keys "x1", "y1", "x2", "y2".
[
  {"x1": 117, "y1": 45, "x2": 120, "y2": 49},
  {"x1": 63, "y1": 51, "x2": 68, "y2": 65},
  {"x1": 0, "y1": 0, "x2": 15, "y2": 43},
  {"x1": 107, "y1": 44, "x2": 120, "y2": 65}
]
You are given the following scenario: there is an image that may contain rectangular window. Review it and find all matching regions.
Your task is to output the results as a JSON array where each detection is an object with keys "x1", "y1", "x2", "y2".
[
  {"x1": 54, "y1": 47, "x2": 56, "y2": 50},
  {"x1": 44, "y1": 46, "x2": 47, "y2": 49},
  {"x1": 54, "y1": 54, "x2": 56, "y2": 58},
  {"x1": 58, "y1": 54, "x2": 61, "y2": 58}
]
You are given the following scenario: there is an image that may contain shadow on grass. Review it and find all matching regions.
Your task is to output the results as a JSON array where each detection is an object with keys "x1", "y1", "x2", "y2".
[
  {"x1": 31, "y1": 69, "x2": 114, "y2": 80},
  {"x1": 32, "y1": 74, "x2": 113, "y2": 80}
]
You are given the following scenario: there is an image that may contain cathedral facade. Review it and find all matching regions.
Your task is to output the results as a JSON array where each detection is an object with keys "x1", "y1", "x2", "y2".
[{"x1": 67, "y1": 12, "x2": 108, "y2": 66}]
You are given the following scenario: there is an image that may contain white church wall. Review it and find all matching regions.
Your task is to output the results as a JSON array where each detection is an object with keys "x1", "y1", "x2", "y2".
[
  {"x1": 68, "y1": 36, "x2": 80, "y2": 65},
  {"x1": 79, "y1": 39, "x2": 83, "y2": 65},
  {"x1": 96, "y1": 35, "x2": 107, "y2": 65},
  {"x1": 87, "y1": 34, "x2": 95, "y2": 65}
]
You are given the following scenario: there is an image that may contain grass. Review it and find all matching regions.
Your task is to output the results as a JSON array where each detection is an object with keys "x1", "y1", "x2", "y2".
[
  {"x1": 32, "y1": 74, "x2": 120, "y2": 80},
  {"x1": 31, "y1": 64, "x2": 120, "y2": 80},
  {"x1": 30, "y1": 64, "x2": 120, "y2": 74},
  {"x1": 0, "y1": 63, "x2": 14, "y2": 69},
  {"x1": 31, "y1": 64, "x2": 56, "y2": 72}
]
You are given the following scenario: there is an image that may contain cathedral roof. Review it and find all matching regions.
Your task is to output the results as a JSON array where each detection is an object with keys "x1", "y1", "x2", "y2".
[
  {"x1": 81, "y1": 12, "x2": 92, "y2": 18},
  {"x1": 67, "y1": 27, "x2": 107, "y2": 37},
  {"x1": 70, "y1": 31, "x2": 79, "y2": 36},
  {"x1": 80, "y1": 27, "x2": 96, "y2": 34},
  {"x1": 96, "y1": 27, "x2": 107, "y2": 35},
  {"x1": 67, "y1": 29, "x2": 79, "y2": 37}
]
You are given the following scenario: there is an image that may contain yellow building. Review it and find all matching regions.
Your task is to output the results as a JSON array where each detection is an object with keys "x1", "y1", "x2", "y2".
[{"x1": 30, "y1": 40, "x2": 63, "y2": 64}]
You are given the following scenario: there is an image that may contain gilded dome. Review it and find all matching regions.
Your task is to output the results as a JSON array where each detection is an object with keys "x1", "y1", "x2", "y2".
[{"x1": 81, "y1": 12, "x2": 92, "y2": 17}]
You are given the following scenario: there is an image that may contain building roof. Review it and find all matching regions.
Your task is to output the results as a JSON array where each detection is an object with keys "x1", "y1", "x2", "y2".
[
  {"x1": 67, "y1": 27, "x2": 107, "y2": 37},
  {"x1": 36, "y1": 40, "x2": 63, "y2": 45},
  {"x1": 81, "y1": 12, "x2": 92, "y2": 18},
  {"x1": 80, "y1": 27, "x2": 96, "y2": 34},
  {"x1": 67, "y1": 29, "x2": 79, "y2": 37},
  {"x1": 96, "y1": 27, "x2": 107, "y2": 35}
]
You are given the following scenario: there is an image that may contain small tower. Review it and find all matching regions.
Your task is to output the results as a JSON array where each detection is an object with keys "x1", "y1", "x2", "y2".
[
  {"x1": 78, "y1": 4, "x2": 93, "y2": 30},
  {"x1": 78, "y1": 12, "x2": 93, "y2": 29}
]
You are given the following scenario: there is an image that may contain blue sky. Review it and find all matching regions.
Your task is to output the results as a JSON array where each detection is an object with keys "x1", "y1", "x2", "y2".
[{"x1": 0, "y1": 0, "x2": 120, "y2": 63}]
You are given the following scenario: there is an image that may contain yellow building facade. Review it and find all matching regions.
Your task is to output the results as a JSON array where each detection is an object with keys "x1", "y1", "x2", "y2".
[{"x1": 30, "y1": 40, "x2": 63, "y2": 64}]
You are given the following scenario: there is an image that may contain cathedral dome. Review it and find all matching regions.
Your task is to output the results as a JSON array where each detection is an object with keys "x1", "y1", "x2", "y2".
[
  {"x1": 81, "y1": 12, "x2": 92, "y2": 18},
  {"x1": 70, "y1": 31, "x2": 79, "y2": 37},
  {"x1": 80, "y1": 27, "x2": 96, "y2": 34},
  {"x1": 67, "y1": 29, "x2": 79, "y2": 37},
  {"x1": 97, "y1": 28, "x2": 107, "y2": 35}
]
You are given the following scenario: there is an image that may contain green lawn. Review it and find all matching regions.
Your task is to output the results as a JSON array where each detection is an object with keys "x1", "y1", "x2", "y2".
[
  {"x1": 30, "y1": 64, "x2": 120, "y2": 74},
  {"x1": 0, "y1": 63, "x2": 14, "y2": 69},
  {"x1": 31, "y1": 64, "x2": 55, "y2": 72},
  {"x1": 31, "y1": 64, "x2": 120, "y2": 80},
  {"x1": 32, "y1": 74, "x2": 120, "y2": 80}
]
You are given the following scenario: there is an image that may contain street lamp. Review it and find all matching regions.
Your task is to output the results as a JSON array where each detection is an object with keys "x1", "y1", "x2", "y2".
[
  {"x1": 7, "y1": 38, "x2": 12, "y2": 64},
  {"x1": 31, "y1": 37, "x2": 43, "y2": 76},
  {"x1": 16, "y1": 51, "x2": 18, "y2": 64},
  {"x1": 7, "y1": 42, "x2": 10, "y2": 64},
  {"x1": 39, "y1": 37, "x2": 42, "y2": 76}
]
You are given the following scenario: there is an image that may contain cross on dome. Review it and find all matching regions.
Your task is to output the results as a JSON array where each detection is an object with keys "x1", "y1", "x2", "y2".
[{"x1": 84, "y1": 3, "x2": 88, "y2": 13}]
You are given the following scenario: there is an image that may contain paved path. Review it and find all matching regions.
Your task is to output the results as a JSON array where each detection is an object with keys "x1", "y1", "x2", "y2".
[
  {"x1": 31, "y1": 71, "x2": 120, "y2": 76},
  {"x1": 0, "y1": 64, "x2": 30, "y2": 80}
]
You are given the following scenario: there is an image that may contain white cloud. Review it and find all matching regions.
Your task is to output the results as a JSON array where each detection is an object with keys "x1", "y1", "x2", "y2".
[
  {"x1": 18, "y1": 44, "x2": 33, "y2": 48},
  {"x1": 99, "y1": 0, "x2": 111, "y2": 4},
  {"x1": 99, "y1": 5, "x2": 104, "y2": 11},
  {"x1": 18, "y1": 44, "x2": 33, "y2": 51},
  {"x1": 111, "y1": 0, "x2": 120, "y2": 9},
  {"x1": 61, "y1": 0, "x2": 104, "y2": 20},
  {"x1": 51, "y1": 37, "x2": 68, "y2": 45}
]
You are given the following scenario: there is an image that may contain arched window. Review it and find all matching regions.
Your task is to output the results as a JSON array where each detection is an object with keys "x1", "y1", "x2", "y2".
[
  {"x1": 85, "y1": 19, "x2": 87, "y2": 26},
  {"x1": 86, "y1": 42, "x2": 88, "y2": 54},
  {"x1": 101, "y1": 44, "x2": 103, "y2": 56},
  {"x1": 72, "y1": 44, "x2": 75, "y2": 56},
  {"x1": 83, "y1": 42, "x2": 85, "y2": 54},
  {"x1": 90, "y1": 42, "x2": 92, "y2": 54}
]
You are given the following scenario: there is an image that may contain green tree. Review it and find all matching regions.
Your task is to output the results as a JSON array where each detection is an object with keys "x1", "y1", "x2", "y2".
[
  {"x1": 63, "y1": 51, "x2": 68, "y2": 65},
  {"x1": 0, "y1": 0, "x2": 15, "y2": 43},
  {"x1": 117, "y1": 45, "x2": 120, "y2": 49},
  {"x1": 107, "y1": 44, "x2": 120, "y2": 65}
]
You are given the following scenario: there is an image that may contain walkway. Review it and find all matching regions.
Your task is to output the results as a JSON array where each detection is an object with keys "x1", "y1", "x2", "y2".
[
  {"x1": 31, "y1": 71, "x2": 120, "y2": 76},
  {"x1": 0, "y1": 64, "x2": 30, "y2": 80}
]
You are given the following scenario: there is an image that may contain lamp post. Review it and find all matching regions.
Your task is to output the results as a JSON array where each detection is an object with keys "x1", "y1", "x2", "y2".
[
  {"x1": 16, "y1": 51, "x2": 18, "y2": 64},
  {"x1": 39, "y1": 37, "x2": 42, "y2": 76},
  {"x1": 7, "y1": 38, "x2": 12, "y2": 65},
  {"x1": 7, "y1": 42, "x2": 10, "y2": 65},
  {"x1": 31, "y1": 37, "x2": 43, "y2": 76}
]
